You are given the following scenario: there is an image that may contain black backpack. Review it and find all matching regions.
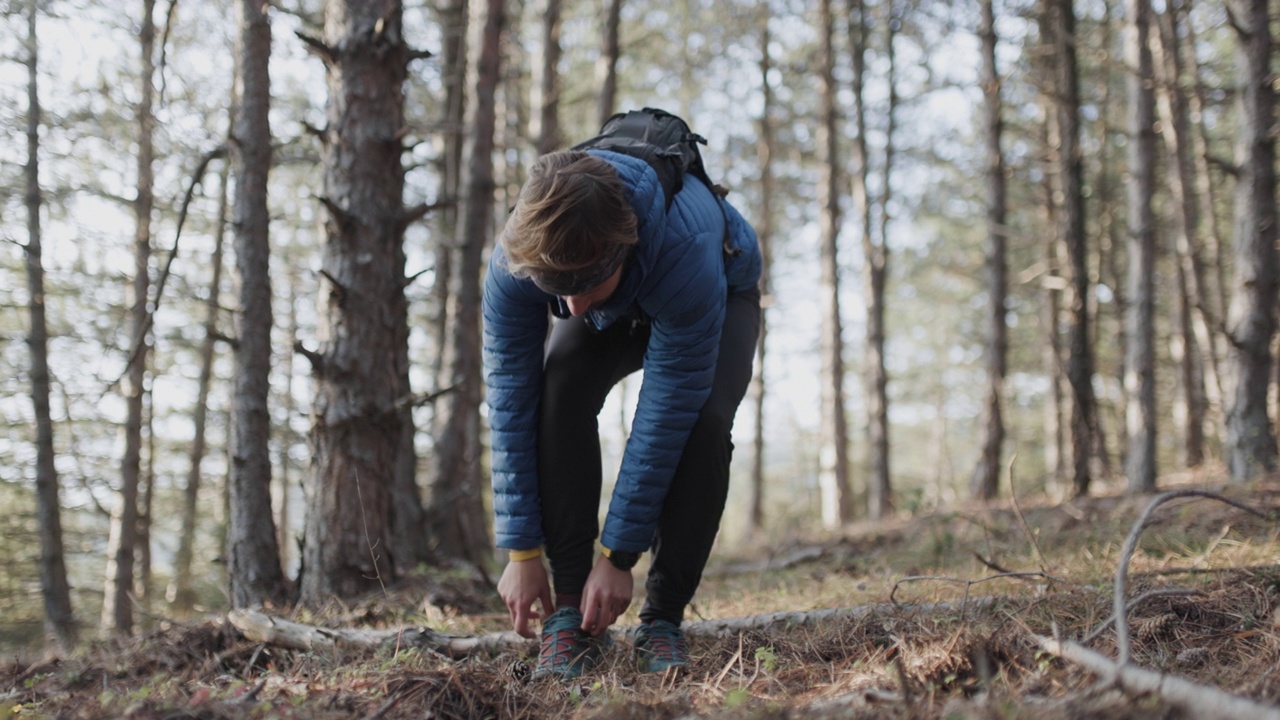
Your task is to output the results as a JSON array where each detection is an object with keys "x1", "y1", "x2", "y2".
[
  {"x1": 572, "y1": 107, "x2": 738, "y2": 259},
  {"x1": 572, "y1": 107, "x2": 726, "y2": 210}
]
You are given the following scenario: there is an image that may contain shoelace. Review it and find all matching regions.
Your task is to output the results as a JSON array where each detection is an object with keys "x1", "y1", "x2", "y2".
[
  {"x1": 642, "y1": 624, "x2": 688, "y2": 661},
  {"x1": 539, "y1": 627, "x2": 587, "y2": 669}
]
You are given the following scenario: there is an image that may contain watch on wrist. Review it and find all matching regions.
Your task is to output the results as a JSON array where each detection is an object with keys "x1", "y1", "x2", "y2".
[{"x1": 604, "y1": 548, "x2": 640, "y2": 571}]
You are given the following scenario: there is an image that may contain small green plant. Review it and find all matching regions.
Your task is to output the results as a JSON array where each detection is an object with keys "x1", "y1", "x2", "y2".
[
  {"x1": 754, "y1": 645, "x2": 778, "y2": 673},
  {"x1": 724, "y1": 688, "x2": 751, "y2": 708}
]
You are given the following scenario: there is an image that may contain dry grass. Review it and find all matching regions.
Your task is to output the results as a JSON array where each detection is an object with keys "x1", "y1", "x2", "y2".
[{"x1": 4, "y1": 476, "x2": 1280, "y2": 719}]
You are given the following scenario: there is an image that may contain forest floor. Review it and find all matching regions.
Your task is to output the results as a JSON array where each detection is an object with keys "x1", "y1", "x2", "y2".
[{"x1": 5, "y1": 472, "x2": 1280, "y2": 719}]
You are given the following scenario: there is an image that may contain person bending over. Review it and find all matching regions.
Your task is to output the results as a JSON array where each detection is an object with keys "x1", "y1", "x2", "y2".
[{"x1": 482, "y1": 147, "x2": 761, "y2": 679}]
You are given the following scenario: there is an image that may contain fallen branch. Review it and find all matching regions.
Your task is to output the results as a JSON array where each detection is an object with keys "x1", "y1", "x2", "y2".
[
  {"x1": 230, "y1": 597, "x2": 1012, "y2": 658},
  {"x1": 1110, "y1": 490, "x2": 1274, "y2": 665},
  {"x1": 681, "y1": 596, "x2": 1006, "y2": 638},
  {"x1": 227, "y1": 609, "x2": 532, "y2": 659},
  {"x1": 1035, "y1": 635, "x2": 1280, "y2": 720}
]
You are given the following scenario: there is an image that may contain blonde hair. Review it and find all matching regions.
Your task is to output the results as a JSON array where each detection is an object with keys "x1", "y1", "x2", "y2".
[{"x1": 501, "y1": 151, "x2": 638, "y2": 294}]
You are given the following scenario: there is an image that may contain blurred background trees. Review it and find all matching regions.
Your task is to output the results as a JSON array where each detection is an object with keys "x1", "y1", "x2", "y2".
[{"x1": 0, "y1": 0, "x2": 1275, "y2": 655}]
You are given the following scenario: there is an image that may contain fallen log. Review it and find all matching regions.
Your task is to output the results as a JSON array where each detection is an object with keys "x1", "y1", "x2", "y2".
[
  {"x1": 229, "y1": 596, "x2": 1008, "y2": 659},
  {"x1": 1034, "y1": 635, "x2": 1280, "y2": 720},
  {"x1": 227, "y1": 609, "x2": 533, "y2": 659}
]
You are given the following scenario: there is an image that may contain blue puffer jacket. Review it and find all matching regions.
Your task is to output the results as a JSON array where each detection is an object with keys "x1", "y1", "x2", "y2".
[{"x1": 483, "y1": 150, "x2": 761, "y2": 553}]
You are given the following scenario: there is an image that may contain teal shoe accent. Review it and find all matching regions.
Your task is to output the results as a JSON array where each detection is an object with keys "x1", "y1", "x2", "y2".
[{"x1": 635, "y1": 619, "x2": 689, "y2": 673}]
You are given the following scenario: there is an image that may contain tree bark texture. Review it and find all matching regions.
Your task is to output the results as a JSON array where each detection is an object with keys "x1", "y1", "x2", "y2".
[
  {"x1": 535, "y1": 0, "x2": 562, "y2": 154},
  {"x1": 595, "y1": 0, "x2": 622, "y2": 126},
  {"x1": 1123, "y1": 0, "x2": 1157, "y2": 493},
  {"x1": 301, "y1": 0, "x2": 412, "y2": 602},
  {"x1": 429, "y1": 0, "x2": 467, "y2": 398},
  {"x1": 103, "y1": 0, "x2": 157, "y2": 638},
  {"x1": 1053, "y1": 0, "x2": 1096, "y2": 496},
  {"x1": 1224, "y1": 0, "x2": 1279, "y2": 481},
  {"x1": 747, "y1": 17, "x2": 775, "y2": 533},
  {"x1": 817, "y1": 0, "x2": 853, "y2": 528},
  {"x1": 971, "y1": 0, "x2": 1008, "y2": 502},
  {"x1": 431, "y1": 0, "x2": 505, "y2": 564},
  {"x1": 229, "y1": 0, "x2": 286, "y2": 608},
  {"x1": 864, "y1": 5, "x2": 893, "y2": 520},
  {"x1": 25, "y1": 1, "x2": 78, "y2": 653},
  {"x1": 1152, "y1": 3, "x2": 1210, "y2": 467}
]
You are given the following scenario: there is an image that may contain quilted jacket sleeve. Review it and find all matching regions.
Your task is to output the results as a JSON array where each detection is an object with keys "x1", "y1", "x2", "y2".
[{"x1": 482, "y1": 248, "x2": 552, "y2": 550}]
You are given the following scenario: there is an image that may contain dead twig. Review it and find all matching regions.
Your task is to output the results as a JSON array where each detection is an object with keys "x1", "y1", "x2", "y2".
[
  {"x1": 889, "y1": 572, "x2": 1061, "y2": 622},
  {"x1": 1112, "y1": 490, "x2": 1274, "y2": 666},
  {"x1": 1008, "y1": 453, "x2": 1052, "y2": 576},
  {"x1": 1034, "y1": 635, "x2": 1280, "y2": 720}
]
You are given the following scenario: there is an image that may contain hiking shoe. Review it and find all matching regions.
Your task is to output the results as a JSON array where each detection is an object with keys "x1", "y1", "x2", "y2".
[
  {"x1": 635, "y1": 619, "x2": 689, "y2": 673},
  {"x1": 532, "y1": 607, "x2": 610, "y2": 680}
]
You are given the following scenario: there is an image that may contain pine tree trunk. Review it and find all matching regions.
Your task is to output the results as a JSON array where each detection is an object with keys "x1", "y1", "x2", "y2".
[
  {"x1": 137, "y1": 417, "x2": 155, "y2": 617},
  {"x1": 1153, "y1": 3, "x2": 1209, "y2": 467},
  {"x1": 24, "y1": 1, "x2": 77, "y2": 653},
  {"x1": 433, "y1": 0, "x2": 505, "y2": 564},
  {"x1": 277, "y1": 274, "x2": 299, "y2": 573},
  {"x1": 429, "y1": 0, "x2": 467, "y2": 398},
  {"x1": 1124, "y1": 0, "x2": 1157, "y2": 493},
  {"x1": 596, "y1": 0, "x2": 622, "y2": 126},
  {"x1": 747, "y1": 17, "x2": 776, "y2": 533},
  {"x1": 1038, "y1": 102, "x2": 1066, "y2": 487},
  {"x1": 971, "y1": 0, "x2": 1008, "y2": 502},
  {"x1": 103, "y1": 0, "x2": 157, "y2": 638},
  {"x1": 172, "y1": 140, "x2": 229, "y2": 615},
  {"x1": 1224, "y1": 0, "x2": 1279, "y2": 481},
  {"x1": 864, "y1": 7, "x2": 894, "y2": 520},
  {"x1": 535, "y1": 0, "x2": 561, "y2": 154},
  {"x1": 817, "y1": 0, "x2": 853, "y2": 528},
  {"x1": 228, "y1": 0, "x2": 286, "y2": 608},
  {"x1": 1052, "y1": 0, "x2": 1096, "y2": 496},
  {"x1": 300, "y1": 0, "x2": 413, "y2": 602},
  {"x1": 1095, "y1": 0, "x2": 1128, "y2": 471}
]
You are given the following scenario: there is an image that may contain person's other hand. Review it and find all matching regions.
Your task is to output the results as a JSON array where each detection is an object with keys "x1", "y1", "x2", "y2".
[
  {"x1": 581, "y1": 554, "x2": 633, "y2": 636},
  {"x1": 497, "y1": 556, "x2": 554, "y2": 638}
]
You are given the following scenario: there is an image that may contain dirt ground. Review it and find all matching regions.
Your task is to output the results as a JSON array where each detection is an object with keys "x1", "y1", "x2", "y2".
[{"x1": 4, "y1": 478, "x2": 1280, "y2": 719}]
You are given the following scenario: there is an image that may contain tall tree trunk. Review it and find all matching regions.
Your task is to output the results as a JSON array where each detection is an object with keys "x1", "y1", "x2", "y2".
[
  {"x1": 103, "y1": 0, "x2": 157, "y2": 638},
  {"x1": 24, "y1": 0, "x2": 77, "y2": 653},
  {"x1": 300, "y1": 0, "x2": 412, "y2": 602},
  {"x1": 277, "y1": 272, "x2": 298, "y2": 573},
  {"x1": 1052, "y1": 0, "x2": 1096, "y2": 496},
  {"x1": 1152, "y1": 2, "x2": 1210, "y2": 467},
  {"x1": 430, "y1": 0, "x2": 467, "y2": 398},
  {"x1": 535, "y1": 0, "x2": 561, "y2": 154},
  {"x1": 864, "y1": 4, "x2": 894, "y2": 520},
  {"x1": 433, "y1": 0, "x2": 505, "y2": 564},
  {"x1": 435, "y1": 0, "x2": 504, "y2": 563},
  {"x1": 171, "y1": 154, "x2": 230, "y2": 614},
  {"x1": 137, "y1": 406, "x2": 156, "y2": 620},
  {"x1": 1180, "y1": 4, "x2": 1230, "y2": 329},
  {"x1": 817, "y1": 0, "x2": 852, "y2": 528},
  {"x1": 1095, "y1": 0, "x2": 1128, "y2": 470},
  {"x1": 425, "y1": 0, "x2": 468, "y2": 564},
  {"x1": 1033, "y1": 6, "x2": 1066, "y2": 488},
  {"x1": 228, "y1": 0, "x2": 286, "y2": 608},
  {"x1": 1123, "y1": 0, "x2": 1157, "y2": 493},
  {"x1": 971, "y1": 0, "x2": 1008, "y2": 501},
  {"x1": 747, "y1": 16, "x2": 776, "y2": 533},
  {"x1": 596, "y1": 0, "x2": 622, "y2": 126},
  {"x1": 1224, "y1": 0, "x2": 1279, "y2": 481}
]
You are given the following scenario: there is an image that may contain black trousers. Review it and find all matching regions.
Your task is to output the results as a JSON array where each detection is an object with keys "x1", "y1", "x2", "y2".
[{"x1": 538, "y1": 287, "x2": 761, "y2": 625}]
